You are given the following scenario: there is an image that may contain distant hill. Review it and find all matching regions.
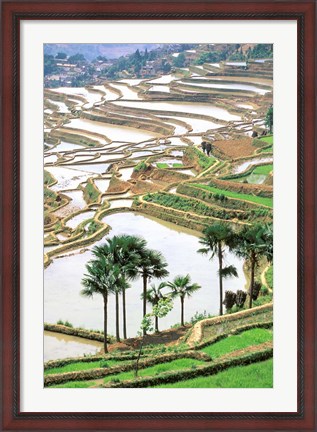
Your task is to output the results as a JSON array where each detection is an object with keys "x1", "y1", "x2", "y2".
[{"x1": 44, "y1": 43, "x2": 161, "y2": 61}]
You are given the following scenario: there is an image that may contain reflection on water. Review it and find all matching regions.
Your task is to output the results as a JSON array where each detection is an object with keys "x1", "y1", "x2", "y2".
[{"x1": 44, "y1": 331, "x2": 102, "y2": 361}]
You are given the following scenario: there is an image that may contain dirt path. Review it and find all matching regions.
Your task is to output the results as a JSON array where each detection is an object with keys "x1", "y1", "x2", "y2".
[
  {"x1": 107, "y1": 325, "x2": 191, "y2": 353},
  {"x1": 260, "y1": 264, "x2": 272, "y2": 293}
]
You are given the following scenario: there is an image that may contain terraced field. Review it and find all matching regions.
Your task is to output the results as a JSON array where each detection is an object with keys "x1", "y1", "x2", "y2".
[
  {"x1": 44, "y1": 48, "x2": 274, "y2": 385},
  {"x1": 44, "y1": 304, "x2": 273, "y2": 388}
]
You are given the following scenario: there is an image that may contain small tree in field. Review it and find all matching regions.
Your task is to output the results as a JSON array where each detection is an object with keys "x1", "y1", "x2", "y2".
[
  {"x1": 265, "y1": 105, "x2": 273, "y2": 133},
  {"x1": 134, "y1": 297, "x2": 173, "y2": 377}
]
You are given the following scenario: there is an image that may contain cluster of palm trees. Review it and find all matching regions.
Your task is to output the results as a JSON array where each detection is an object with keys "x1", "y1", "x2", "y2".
[
  {"x1": 198, "y1": 222, "x2": 273, "y2": 312},
  {"x1": 81, "y1": 235, "x2": 169, "y2": 353},
  {"x1": 81, "y1": 222, "x2": 273, "y2": 353}
]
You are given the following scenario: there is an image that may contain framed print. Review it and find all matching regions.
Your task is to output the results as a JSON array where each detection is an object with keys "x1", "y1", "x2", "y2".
[{"x1": 1, "y1": 1, "x2": 316, "y2": 431}]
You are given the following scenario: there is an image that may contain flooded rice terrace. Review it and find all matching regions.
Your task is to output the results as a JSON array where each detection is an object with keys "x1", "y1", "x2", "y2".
[
  {"x1": 44, "y1": 213, "x2": 245, "y2": 337},
  {"x1": 44, "y1": 49, "x2": 273, "y2": 358}
]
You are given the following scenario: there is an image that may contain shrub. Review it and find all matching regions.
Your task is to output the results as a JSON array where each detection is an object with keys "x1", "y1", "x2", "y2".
[
  {"x1": 249, "y1": 282, "x2": 262, "y2": 300},
  {"x1": 223, "y1": 291, "x2": 237, "y2": 310},
  {"x1": 260, "y1": 286, "x2": 269, "y2": 296},
  {"x1": 134, "y1": 161, "x2": 148, "y2": 173},
  {"x1": 235, "y1": 290, "x2": 247, "y2": 308},
  {"x1": 190, "y1": 311, "x2": 215, "y2": 324},
  {"x1": 86, "y1": 220, "x2": 99, "y2": 235}
]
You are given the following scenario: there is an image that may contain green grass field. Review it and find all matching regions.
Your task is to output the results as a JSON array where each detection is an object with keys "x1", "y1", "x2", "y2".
[
  {"x1": 156, "y1": 163, "x2": 169, "y2": 169},
  {"x1": 259, "y1": 136, "x2": 273, "y2": 144},
  {"x1": 101, "y1": 358, "x2": 204, "y2": 384},
  {"x1": 193, "y1": 184, "x2": 273, "y2": 208},
  {"x1": 252, "y1": 164, "x2": 273, "y2": 175},
  {"x1": 154, "y1": 358, "x2": 273, "y2": 388},
  {"x1": 51, "y1": 380, "x2": 97, "y2": 388},
  {"x1": 202, "y1": 328, "x2": 272, "y2": 359},
  {"x1": 259, "y1": 135, "x2": 273, "y2": 153}
]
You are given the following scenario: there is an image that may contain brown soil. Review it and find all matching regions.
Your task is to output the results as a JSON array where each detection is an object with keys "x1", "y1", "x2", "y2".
[
  {"x1": 130, "y1": 180, "x2": 162, "y2": 194},
  {"x1": 107, "y1": 325, "x2": 190, "y2": 353},
  {"x1": 213, "y1": 137, "x2": 256, "y2": 159},
  {"x1": 107, "y1": 175, "x2": 131, "y2": 193}
]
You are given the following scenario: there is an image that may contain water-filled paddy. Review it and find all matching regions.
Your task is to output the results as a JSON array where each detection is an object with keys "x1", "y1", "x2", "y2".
[
  {"x1": 118, "y1": 167, "x2": 134, "y2": 181},
  {"x1": 66, "y1": 163, "x2": 110, "y2": 175},
  {"x1": 44, "y1": 212, "x2": 245, "y2": 337},
  {"x1": 66, "y1": 118, "x2": 160, "y2": 142},
  {"x1": 233, "y1": 157, "x2": 273, "y2": 174},
  {"x1": 46, "y1": 166, "x2": 91, "y2": 191},
  {"x1": 65, "y1": 210, "x2": 95, "y2": 229},
  {"x1": 113, "y1": 100, "x2": 240, "y2": 121},
  {"x1": 64, "y1": 190, "x2": 87, "y2": 209},
  {"x1": 109, "y1": 83, "x2": 142, "y2": 100},
  {"x1": 44, "y1": 331, "x2": 102, "y2": 361},
  {"x1": 51, "y1": 141, "x2": 85, "y2": 153},
  {"x1": 108, "y1": 199, "x2": 134, "y2": 208},
  {"x1": 94, "y1": 178, "x2": 111, "y2": 193},
  {"x1": 180, "y1": 81, "x2": 270, "y2": 95},
  {"x1": 148, "y1": 74, "x2": 179, "y2": 84}
]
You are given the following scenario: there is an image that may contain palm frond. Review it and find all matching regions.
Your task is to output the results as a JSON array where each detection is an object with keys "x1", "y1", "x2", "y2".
[{"x1": 219, "y1": 265, "x2": 238, "y2": 279}]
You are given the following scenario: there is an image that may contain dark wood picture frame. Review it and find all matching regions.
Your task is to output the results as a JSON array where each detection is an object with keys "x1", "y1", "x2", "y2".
[{"x1": 1, "y1": 1, "x2": 315, "y2": 430}]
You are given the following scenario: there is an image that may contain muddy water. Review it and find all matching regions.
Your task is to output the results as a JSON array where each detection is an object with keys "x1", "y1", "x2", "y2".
[
  {"x1": 44, "y1": 212, "x2": 245, "y2": 339},
  {"x1": 44, "y1": 331, "x2": 102, "y2": 361}
]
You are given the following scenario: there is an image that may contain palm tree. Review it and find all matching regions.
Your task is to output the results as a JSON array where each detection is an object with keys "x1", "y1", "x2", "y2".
[
  {"x1": 143, "y1": 282, "x2": 169, "y2": 333},
  {"x1": 197, "y1": 223, "x2": 238, "y2": 316},
  {"x1": 167, "y1": 274, "x2": 201, "y2": 326},
  {"x1": 135, "y1": 248, "x2": 169, "y2": 334},
  {"x1": 234, "y1": 223, "x2": 273, "y2": 308},
  {"x1": 81, "y1": 256, "x2": 126, "y2": 353},
  {"x1": 93, "y1": 235, "x2": 146, "y2": 340}
]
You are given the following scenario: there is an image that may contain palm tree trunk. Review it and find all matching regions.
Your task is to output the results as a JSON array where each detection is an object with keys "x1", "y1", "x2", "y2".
[
  {"x1": 103, "y1": 293, "x2": 108, "y2": 354},
  {"x1": 181, "y1": 296, "x2": 185, "y2": 326},
  {"x1": 155, "y1": 315, "x2": 159, "y2": 333},
  {"x1": 115, "y1": 291, "x2": 120, "y2": 342},
  {"x1": 142, "y1": 274, "x2": 147, "y2": 335},
  {"x1": 122, "y1": 288, "x2": 127, "y2": 340},
  {"x1": 249, "y1": 255, "x2": 256, "y2": 309},
  {"x1": 218, "y1": 242, "x2": 223, "y2": 316}
]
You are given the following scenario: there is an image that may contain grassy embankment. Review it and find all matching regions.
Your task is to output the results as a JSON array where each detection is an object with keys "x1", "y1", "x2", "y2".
[
  {"x1": 259, "y1": 135, "x2": 273, "y2": 153},
  {"x1": 46, "y1": 328, "x2": 272, "y2": 388},
  {"x1": 192, "y1": 184, "x2": 273, "y2": 208},
  {"x1": 155, "y1": 359, "x2": 273, "y2": 388},
  {"x1": 46, "y1": 317, "x2": 273, "y2": 388}
]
